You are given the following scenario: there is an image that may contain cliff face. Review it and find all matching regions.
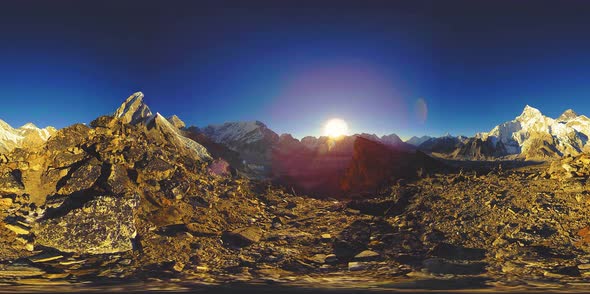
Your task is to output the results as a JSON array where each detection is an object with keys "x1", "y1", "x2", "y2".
[
  {"x1": 271, "y1": 136, "x2": 445, "y2": 198},
  {"x1": 341, "y1": 137, "x2": 445, "y2": 197}
]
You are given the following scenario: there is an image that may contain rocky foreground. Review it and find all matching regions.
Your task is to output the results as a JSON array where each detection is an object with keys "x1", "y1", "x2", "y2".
[
  {"x1": 2, "y1": 151, "x2": 590, "y2": 291},
  {"x1": 2, "y1": 95, "x2": 590, "y2": 292}
]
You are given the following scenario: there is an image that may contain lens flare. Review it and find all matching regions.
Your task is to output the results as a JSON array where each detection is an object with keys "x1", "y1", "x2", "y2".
[{"x1": 415, "y1": 98, "x2": 428, "y2": 124}]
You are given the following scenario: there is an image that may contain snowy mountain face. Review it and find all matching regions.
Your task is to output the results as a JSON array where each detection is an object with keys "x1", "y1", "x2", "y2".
[
  {"x1": 380, "y1": 134, "x2": 402, "y2": 145},
  {"x1": 198, "y1": 121, "x2": 280, "y2": 175},
  {"x1": 418, "y1": 135, "x2": 465, "y2": 154},
  {"x1": 557, "y1": 109, "x2": 579, "y2": 122},
  {"x1": 406, "y1": 136, "x2": 432, "y2": 146},
  {"x1": 0, "y1": 120, "x2": 56, "y2": 154},
  {"x1": 468, "y1": 105, "x2": 590, "y2": 159},
  {"x1": 202, "y1": 121, "x2": 279, "y2": 147}
]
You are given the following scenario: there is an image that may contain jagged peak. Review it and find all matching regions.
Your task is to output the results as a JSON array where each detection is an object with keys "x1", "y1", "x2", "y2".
[
  {"x1": 357, "y1": 133, "x2": 380, "y2": 142},
  {"x1": 146, "y1": 112, "x2": 179, "y2": 134},
  {"x1": 381, "y1": 133, "x2": 401, "y2": 139},
  {"x1": 557, "y1": 109, "x2": 579, "y2": 121},
  {"x1": 167, "y1": 115, "x2": 186, "y2": 129},
  {"x1": 517, "y1": 105, "x2": 543, "y2": 121},
  {"x1": 279, "y1": 133, "x2": 298, "y2": 142},
  {"x1": 19, "y1": 122, "x2": 39, "y2": 130},
  {"x1": 208, "y1": 120, "x2": 270, "y2": 133},
  {"x1": 380, "y1": 133, "x2": 402, "y2": 144},
  {"x1": 114, "y1": 92, "x2": 152, "y2": 124},
  {"x1": 0, "y1": 119, "x2": 13, "y2": 130},
  {"x1": 254, "y1": 120, "x2": 268, "y2": 128}
]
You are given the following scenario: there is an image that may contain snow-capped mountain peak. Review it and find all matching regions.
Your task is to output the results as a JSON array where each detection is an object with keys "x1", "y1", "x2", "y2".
[
  {"x1": 516, "y1": 105, "x2": 544, "y2": 123},
  {"x1": 0, "y1": 120, "x2": 56, "y2": 153},
  {"x1": 557, "y1": 109, "x2": 579, "y2": 122},
  {"x1": 380, "y1": 133, "x2": 402, "y2": 145},
  {"x1": 405, "y1": 135, "x2": 432, "y2": 146},
  {"x1": 467, "y1": 105, "x2": 590, "y2": 159},
  {"x1": 19, "y1": 122, "x2": 39, "y2": 130},
  {"x1": 0, "y1": 119, "x2": 14, "y2": 131},
  {"x1": 203, "y1": 121, "x2": 276, "y2": 145}
]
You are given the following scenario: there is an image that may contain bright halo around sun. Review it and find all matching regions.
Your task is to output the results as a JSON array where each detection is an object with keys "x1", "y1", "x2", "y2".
[{"x1": 324, "y1": 118, "x2": 349, "y2": 138}]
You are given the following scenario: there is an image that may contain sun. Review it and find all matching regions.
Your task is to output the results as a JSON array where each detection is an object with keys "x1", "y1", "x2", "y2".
[{"x1": 324, "y1": 118, "x2": 349, "y2": 138}]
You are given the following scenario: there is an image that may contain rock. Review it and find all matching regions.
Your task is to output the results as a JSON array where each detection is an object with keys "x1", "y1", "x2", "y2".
[
  {"x1": 149, "y1": 205, "x2": 185, "y2": 227},
  {"x1": 0, "y1": 197, "x2": 13, "y2": 209},
  {"x1": 422, "y1": 258, "x2": 487, "y2": 275},
  {"x1": 544, "y1": 271, "x2": 566, "y2": 279},
  {"x1": 57, "y1": 159, "x2": 102, "y2": 194},
  {"x1": 167, "y1": 115, "x2": 186, "y2": 129},
  {"x1": 348, "y1": 261, "x2": 373, "y2": 271},
  {"x1": 25, "y1": 243, "x2": 34, "y2": 252},
  {"x1": 321, "y1": 233, "x2": 332, "y2": 241},
  {"x1": 119, "y1": 259, "x2": 133, "y2": 266},
  {"x1": 172, "y1": 261, "x2": 185, "y2": 272},
  {"x1": 325, "y1": 254, "x2": 338, "y2": 264},
  {"x1": 0, "y1": 265, "x2": 45, "y2": 277},
  {"x1": 222, "y1": 226, "x2": 263, "y2": 247},
  {"x1": 576, "y1": 226, "x2": 590, "y2": 247},
  {"x1": 106, "y1": 164, "x2": 132, "y2": 195},
  {"x1": 334, "y1": 220, "x2": 371, "y2": 258},
  {"x1": 431, "y1": 243, "x2": 486, "y2": 260},
  {"x1": 186, "y1": 223, "x2": 218, "y2": 236},
  {"x1": 187, "y1": 196, "x2": 210, "y2": 208},
  {"x1": 114, "y1": 92, "x2": 152, "y2": 124},
  {"x1": 0, "y1": 170, "x2": 25, "y2": 194},
  {"x1": 43, "y1": 273, "x2": 70, "y2": 279},
  {"x1": 5, "y1": 223, "x2": 30, "y2": 235},
  {"x1": 354, "y1": 250, "x2": 380, "y2": 261},
  {"x1": 33, "y1": 195, "x2": 139, "y2": 254},
  {"x1": 308, "y1": 254, "x2": 327, "y2": 264},
  {"x1": 550, "y1": 266, "x2": 580, "y2": 277},
  {"x1": 29, "y1": 252, "x2": 64, "y2": 263},
  {"x1": 140, "y1": 157, "x2": 175, "y2": 181},
  {"x1": 578, "y1": 264, "x2": 590, "y2": 270}
]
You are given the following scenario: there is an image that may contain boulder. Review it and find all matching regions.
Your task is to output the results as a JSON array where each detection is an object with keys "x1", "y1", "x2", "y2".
[
  {"x1": 33, "y1": 195, "x2": 139, "y2": 254},
  {"x1": 431, "y1": 243, "x2": 486, "y2": 261},
  {"x1": 56, "y1": 159, "x2": 102, "y2": 194},
  {"x1": 354, "y1": 250, "x2": 380, "y2": 261},
  {"x1": 422, "y1": 258, "x2": 487, "y2": 275},
  {"x1": 334, "y1": 220, "x2": 371, "y2": 258},
  {"x1": 348, "y1": 261, "x2": 374, "y2": 271},
  {"x1": 222, "y1": 226, "x2": 263, "y2": 247},
  {"x1": 0, "y1": 169, "x2": 25, "y2": 194}
]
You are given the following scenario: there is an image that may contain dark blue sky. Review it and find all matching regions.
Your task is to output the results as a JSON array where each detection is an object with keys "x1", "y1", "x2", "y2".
[{"x1": 2, "y1": 0, "x2": 590, "y2": 138}]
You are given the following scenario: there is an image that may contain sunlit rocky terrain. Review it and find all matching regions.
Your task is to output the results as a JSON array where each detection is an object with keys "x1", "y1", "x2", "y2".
[{"x1": 2, "y1": 93, "x2": 590, "y2": 292}]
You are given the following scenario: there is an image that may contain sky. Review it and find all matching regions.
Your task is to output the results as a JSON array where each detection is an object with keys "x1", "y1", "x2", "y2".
[{"x1": 2, "y1": 0, "x2": 590, "y2": 139}]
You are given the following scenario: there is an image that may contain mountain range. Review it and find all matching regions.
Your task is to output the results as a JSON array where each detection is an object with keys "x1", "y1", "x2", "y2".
[
  {"x1": 420, "y1": 105, "x2": 590, "y2": 160},
  {"x1": 0, "y1": 92, "x2": 587, "y2": 197},
  {"x1": 0, "y1": 121, "x2": 55, "y2": 154}
]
